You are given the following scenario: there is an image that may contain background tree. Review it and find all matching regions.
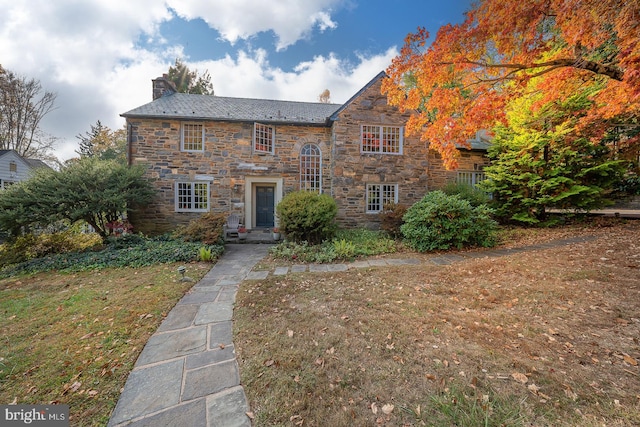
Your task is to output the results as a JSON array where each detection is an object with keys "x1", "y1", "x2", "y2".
[
  {"x1": 318, "y1": 89, "x2": 331, "y2": 103},
  {"x1": 167, "y1": 58, "x2": 215, "y2": 95},
  {"x1": 382, "y1": 0, "x2": 640, "y2": 169},
  {"x1": 0, "y1": 65, "x2": 57, "y2": 158},
  {"x1": 0, "y1": 158, "x2": 154, "y2": 239},
  {"x1": 76, "y1": 120, "x2": 127, "y2": 163}
]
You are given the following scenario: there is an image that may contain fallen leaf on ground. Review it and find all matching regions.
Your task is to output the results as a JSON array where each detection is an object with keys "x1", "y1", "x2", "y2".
[
  {"x1": 512, "y1": 372, "x2": 528, "y2": 383},
  {"x1": 623, "y1": 354, "x2": 638, "y2": 366},
  {"x1": 382, "y1": 404, "x2": 394, "y2": 414}
]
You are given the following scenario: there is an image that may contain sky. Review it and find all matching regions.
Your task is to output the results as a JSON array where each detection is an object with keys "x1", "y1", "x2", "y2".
[{"x1": 0, "y1": 0, "x2": 472, "y2": 161}]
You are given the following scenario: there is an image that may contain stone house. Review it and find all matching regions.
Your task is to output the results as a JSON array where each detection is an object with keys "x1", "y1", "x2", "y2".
[{"x1": 121, "y1": 72, "x2": 489, "y2": 235}]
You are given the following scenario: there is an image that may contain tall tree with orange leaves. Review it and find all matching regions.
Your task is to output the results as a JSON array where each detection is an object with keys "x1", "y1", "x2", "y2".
[{"x1": 382, "y1": 0, "x2": 640, "y2": 169}]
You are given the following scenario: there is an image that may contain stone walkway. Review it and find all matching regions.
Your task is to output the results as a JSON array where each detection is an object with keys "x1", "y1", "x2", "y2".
[
  {"x1": 108, "y1": 244, "x2": 270, "y2": 427},
  {"x1": 108, "y1": 234, "x2": 597, "y2": 427}
]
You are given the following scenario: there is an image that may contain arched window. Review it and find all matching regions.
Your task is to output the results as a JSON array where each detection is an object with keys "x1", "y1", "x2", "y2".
[{"x1": 300, "y1": 144, "x2": 321, "y2": 193}]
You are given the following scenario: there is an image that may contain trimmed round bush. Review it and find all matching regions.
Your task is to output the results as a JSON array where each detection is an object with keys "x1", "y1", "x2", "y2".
[
  {"x1": 401, "y1": 191, "x2": 498, "y2": 252},
  {"x1": 276, "y1": 191, "x2": 338, "y2": 244}
]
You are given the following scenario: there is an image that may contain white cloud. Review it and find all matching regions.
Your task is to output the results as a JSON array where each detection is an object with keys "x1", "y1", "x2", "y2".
[
  {"x1": 166, "y1": 0, "x2": 342, "y2": 50},
  {"x1": 197, "y1": 47, "x2": 397, "y2": 103},
  {"x1": 0, "y1": 0, "x2": 397, "y2": 161}
]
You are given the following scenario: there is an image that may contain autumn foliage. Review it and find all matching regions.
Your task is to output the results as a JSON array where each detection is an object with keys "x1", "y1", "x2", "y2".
[{"x1": 382, "y1": 0, "x2": 640, "y2": 169}]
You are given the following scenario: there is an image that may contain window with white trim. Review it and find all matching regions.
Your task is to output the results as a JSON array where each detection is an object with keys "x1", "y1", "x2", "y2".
[
  {"x1": 9, "y1": 161, "x2": 17, "y2": 173},
  {"x1": 457, "y1": 171, "x2": 486, "y2": 187},
  {"x1": 254, "y1": 123, "x2": 275, "y2": 154},
  {"x1": 366, "y1": 184, "x2": 398, "y2": 213},
  {"x1": 181, "y1": 123, "x2": 204, "y2": 151},
  {"x1": 361, "y1": 125, "x2": 403, "y2": 154},
  {"x1": 300, "y1": 144, "x2": 322, "y2": 193},
  {"x1": 175, "y1": 182, "x2": 210, "y2": 212}
]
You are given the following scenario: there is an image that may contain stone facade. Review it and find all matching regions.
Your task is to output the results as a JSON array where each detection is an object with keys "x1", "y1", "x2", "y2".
[
  {"x1": 124, "y1": 72, "x2": 490, "y2": 235},
  {"x1": 128, "y1": 118, "x2": 332, "y2": 235},
  {"x1": 329, "y1": 77, "x2": 430, "y2": 228}
]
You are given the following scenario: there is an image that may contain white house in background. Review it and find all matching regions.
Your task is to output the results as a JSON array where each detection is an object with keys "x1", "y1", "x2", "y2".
[{"x1": 0, "y1": 150, "x2": 49, "y2": 189}]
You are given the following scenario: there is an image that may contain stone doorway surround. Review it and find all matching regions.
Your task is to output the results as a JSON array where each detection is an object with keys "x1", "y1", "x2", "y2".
[{"x1": 243, "y1": 176, "x2": 283, "y2": 229}]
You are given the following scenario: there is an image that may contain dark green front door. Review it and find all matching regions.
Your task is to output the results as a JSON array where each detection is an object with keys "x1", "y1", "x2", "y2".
[{"x1": 256, "y1": 186, "x2": 275, "y2": 227}]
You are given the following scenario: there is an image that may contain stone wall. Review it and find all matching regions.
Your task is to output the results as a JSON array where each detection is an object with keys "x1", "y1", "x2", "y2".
[
  {"x1": 330, "y1": 78, "x2": 431, "y2": 228},
  {"x1": 128, "y1": 118, "x2": 331, "y2": 234},
  {"x1": 428, "y1": 148, "x2": 490, "y2": 190}
]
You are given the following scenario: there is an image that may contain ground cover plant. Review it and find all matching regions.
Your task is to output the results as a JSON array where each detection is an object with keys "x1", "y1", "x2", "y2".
[
  {"x1": 0, "y1": 234, "x2": 223, "y2": 278},
  {"x1": 234, "y1": 219, "x2": 640, "y2": 426},
  {"x1": 268, "y1": 228, "x2": 398, "y2": 263},
  {"x1": 0, "y1": 262, "x2": 211, "y2": 426}
]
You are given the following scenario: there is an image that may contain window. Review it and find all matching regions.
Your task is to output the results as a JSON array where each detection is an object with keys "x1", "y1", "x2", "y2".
[
  {"x1": 366, "y1": 184, "x2": 398, "y2": 213},
  {"x1": 9, "y1": 161, "x2": 17, "y2": 173},
  {"x1": 300, "y1": 144, "x2": 322, "y2": 193},
  {"x1": 254, "y1": 123, "x2": 275, "y2": 154},
  {"x1": 361, "y1": 125, "x2": 403, "y2": 154},
  {"x1": 181, "y1": 123, "x2": 204, "y2": 151},
  {"x1": 457, "y1": 171, "x2": 486, "y2": 187},
  {"x1": 175, "y1": 182, "x2": 210, "y2": 212}
]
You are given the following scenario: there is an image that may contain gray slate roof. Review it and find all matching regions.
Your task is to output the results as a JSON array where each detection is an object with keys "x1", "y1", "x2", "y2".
[{"x1": 121, "y1": 93, "x2": 342, "y2": 126}]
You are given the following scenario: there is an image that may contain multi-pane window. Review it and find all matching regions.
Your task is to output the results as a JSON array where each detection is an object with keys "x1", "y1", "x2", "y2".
[
  {"x1": 366, "y1": 184, "x2": 398, "y2": 213},
  {"x1": 361, "y1": 125, "x2": 403, "y2": 154},
  {"x1": 254, "y1": 123, "x2": 275, "y2": 154},
  {"x1": 9, "y1": 161, "x2": 17, "y2": 173},
  {"x1": 175, "y1": 182, "x2": 209, "y2": 212},
  {"x1": 457, "y1": 171, "x2": 486, "y2": 187},
  {"x1": 300, "y1": 144, "x2": 322, "y2": 193},
  {"x1": 181, "y1": 123, "x2": 204, "y2": 151}
]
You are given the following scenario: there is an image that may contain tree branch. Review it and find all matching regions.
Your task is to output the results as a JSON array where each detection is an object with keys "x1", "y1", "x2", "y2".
[{"x1": 442, "y1": 57, "x2": 623, "y2": 81}]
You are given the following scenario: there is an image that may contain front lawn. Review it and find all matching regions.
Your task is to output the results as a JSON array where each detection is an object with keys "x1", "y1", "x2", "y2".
[
  {"x1": 234, "y1": 220, "x2": 640, "y2": 426},
  {"x1": 0, "y1": 262, "x2": 210, "y2": 426}
]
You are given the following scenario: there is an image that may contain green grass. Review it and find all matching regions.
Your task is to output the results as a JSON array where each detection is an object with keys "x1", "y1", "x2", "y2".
[
  {"x1": 0, "y1": 262, "x2": 211, "y2": 426},
  {"x1": 0, "y1": 233, "x2": 222, "y2": 426}
]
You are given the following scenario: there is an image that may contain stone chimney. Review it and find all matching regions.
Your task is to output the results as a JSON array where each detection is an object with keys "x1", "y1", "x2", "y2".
[{"x1": 152, "y1": 74, "x2": 177, "y2": 100}]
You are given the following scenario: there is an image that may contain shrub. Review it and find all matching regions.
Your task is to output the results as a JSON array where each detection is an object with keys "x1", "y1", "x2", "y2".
[
  {"x1": 401, "y1": 191, "x2": 498, "y2": 252},
  {"x1": 173, "y1": 212, "x2": 227, "y2": 244},
  {"x1": 276, "y1": 191, "x2": 338, "y2": 244},
  {"x1": 379, "y1": 202, "x2": 408, "y2": 238},
  {"x1": 615, "y1": 173, "x2": 640, "y2": 197},
  {"x1": 441, "y1": 182, "x2": 492, "y2": 207},
  {"x1": 0, "y1": 230, "x2": 102, "y2": 266}
]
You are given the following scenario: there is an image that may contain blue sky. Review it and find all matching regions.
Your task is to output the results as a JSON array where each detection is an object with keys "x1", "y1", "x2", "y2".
[{"x1": 0, "y1": 0, "x2": 471, "y2": 161}]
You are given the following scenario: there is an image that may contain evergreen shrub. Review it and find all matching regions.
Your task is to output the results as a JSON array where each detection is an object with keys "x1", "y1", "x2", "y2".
[
  {"x1": 401, "y1": 191, "x2": 498, "y2": 252},
  {"x1": 276, "y1": 191, "x2": 338, "y2": 244}
]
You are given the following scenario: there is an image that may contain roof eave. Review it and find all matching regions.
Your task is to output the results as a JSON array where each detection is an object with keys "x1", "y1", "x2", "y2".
[{"x1": 121, "y1": 113, "x2": 332, "y2": 127}]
